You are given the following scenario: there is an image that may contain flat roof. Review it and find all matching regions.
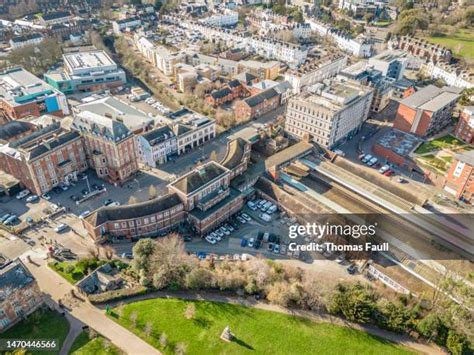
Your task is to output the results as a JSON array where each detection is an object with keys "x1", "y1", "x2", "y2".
[
  {"x1": 64, "y1": 50, "x2": 116, "y2": 70},
  {"x1": 265, "y1": 141, "x2": 313, "y2": 170},
  {"x1": 401, "y1": 85, "x2": 461, "y2": 112},
  {"x1": 0, "y1": 67, "x2": 56, "y2": 106},
  {"x1": 376, "y1": 129, "x2": 422, "y2": 156}
]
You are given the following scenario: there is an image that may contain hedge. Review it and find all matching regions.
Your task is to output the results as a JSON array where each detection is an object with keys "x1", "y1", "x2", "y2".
[{"x1": 87, "y1": 286, "x2": 148, "y2": 304}]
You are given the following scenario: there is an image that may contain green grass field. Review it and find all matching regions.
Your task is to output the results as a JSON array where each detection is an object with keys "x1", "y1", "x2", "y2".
[
  {"x1": 2, "y1": 309, "x2": 69, "y2": 355},
  {"x1": 111, "y1": 298, "x2": 414, "y2": 355},
  {"x1": 48, "y1": 259, "x2": 106, "y2": 284},
  {"x1": 71, "y1": 332, "x2": 123, "y2": 355},
  {"x1": 427, "y1": 29, "x2": 474, "y2": 61},
  {"x1": 415, "y1": 134, "x2": 466, "y2": 154}
]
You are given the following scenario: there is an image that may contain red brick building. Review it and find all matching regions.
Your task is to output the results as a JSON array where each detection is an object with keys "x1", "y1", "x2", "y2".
[
  {"x1": 234, "y1": 88, "x2": 280, "y2": 122},
  {"x1": 83, "y1": 194, "x2": 185, "y2": 241},
  {"x1": 454, "y1": 107, "x2": 474, "y2": 144},
  {"x1": 0, "y1": 123, "x2": 87, "y2": 195},
  {"x1": 443, "y1": 151, "x2": 474, "y2": 203},
  {"x1": 205, "y1": 80, "x2": 245, "y2": 107},
  {"x1": 72, "y1": 112, "x2": 138, "y2": 184},
  {"x1": 0, "y1": 259, "x2": 43, "y2": 332},
  {"x1": 393, "y1": 85, "x2": 461, "y2": 137}
]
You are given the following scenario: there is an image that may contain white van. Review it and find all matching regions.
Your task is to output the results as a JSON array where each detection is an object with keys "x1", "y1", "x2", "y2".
[{"x1": 259, "y1": 213, "x2": 271, "y2": 222}]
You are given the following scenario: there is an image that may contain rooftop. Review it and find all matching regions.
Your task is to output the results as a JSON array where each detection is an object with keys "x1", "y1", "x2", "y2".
[
  {"x1": 75, "y1": 95, "x2": 154, "y2": 132},
  {"x1": 170, "y1": 161, "x2": 229, "y2": 195},
  {"x1": 376, "y1": 129, "x2": 422, "y2": 157},
  {"x1": 455, "y1": 151, "x2": 474, "y2": 166},
  {"x1": 84, "y1": 193, "x2": 183, "y2": 227},
  {"x1": 265, "y1": 141, "x2": 313, "y2": 170},
  {"x1": 141, "y1": 125, "x2": 175, "y2": 145},
  {"x1": 401, "y1": 85, "x2": 461, "y2": 112},
  {"x1": 64, "y1": 50, "x2": 116, "y2": 71},
  {"x1": 220, "y1": 138, "x2": 248, "y2": 170},
  {"x1": 189, "y1": 187, "x2": 241, "y2": 220},
  {"x1": 0, "y1": 67, "x2": 57, "y2": 107},
  {"x1": 244, "y1": 88, "x2": 279, "y2": 108},
  {"x1": 0, "y1": 259, "x2": 36, "y2": 302}
]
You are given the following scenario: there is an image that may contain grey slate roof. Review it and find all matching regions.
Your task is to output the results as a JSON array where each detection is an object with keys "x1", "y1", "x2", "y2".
[
  {"x1": 84, "y1": 193, "x2": 182, "y2": 227},
  {"x1": 0, "y1": 259, "x2": 36, "y2": 302},
  {"x1": 170, "y1": 162, "x2": 227, "y2": 195},
  {"x1": 244, "y1": 88, "x2": 279, "y2": 108},
  {"x1": 401, "y1": 85, "x2": 461, "y2": 112}
]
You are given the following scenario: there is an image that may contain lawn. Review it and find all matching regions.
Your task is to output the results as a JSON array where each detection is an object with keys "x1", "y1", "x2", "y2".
[
  {"x1": 48, "y1": 258, "x2": 106, "y2": 284},
  {"x1": 426, "y1": 29, "x2": 474, "y2": 61},
  {"x1": 415, "y1": 134, "x2": 466, "y2": 154},
  {"x1": 111, "y1": 298, "x2": 414, "y2": 355},
  {"x1": 2, "y1": 308, "x2": 69, "y2": 355},
  {"x1": 71, "y1": 332, "x2": 123, "y2": 355}
]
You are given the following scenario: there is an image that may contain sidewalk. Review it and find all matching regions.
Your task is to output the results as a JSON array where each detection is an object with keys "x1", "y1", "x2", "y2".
[{"x1": 21, "y1": 252, "x2": 160, "y2": 355}]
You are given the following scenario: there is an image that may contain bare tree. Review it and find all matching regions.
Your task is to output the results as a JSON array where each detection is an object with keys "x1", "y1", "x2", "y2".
[
  {"x1": 129, "y1": 311, "x2": 138, "y2": 328},
  {"x1": 144, "y1": 321, "x2": 153, "y2": 337},
  {"x1": 159, "y1": 332, "x2": 168, "y2": 348},
  {"x1": 175, "y1": 342, "x2": 187, "y2": 355},
  {"x1": 184, "y1": 303, "x2": 196, "y2": 320},
  {"x1": 103, "y1": 246, "x2": 114, "y2": 260},
  {"x1": 87, "y1": 247, "x2": 100, "y2": 260}
]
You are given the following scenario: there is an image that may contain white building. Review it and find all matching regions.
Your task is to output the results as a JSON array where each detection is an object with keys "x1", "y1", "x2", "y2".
[
  {"x1": 422, "y1": 62, "x2": 473, "y2": 89},
  {"x1": 284, "y1": 54, "x2": 348, "y2": 94},
  {"x1": 307, "y1": 19, "x2": 372, "y2": 57},
  {"x1": 368, "y1": 50, "x2": 407, "y2": 81},
  {"x1": 154, "y1": 46, "x2": 186, "y2": 76},
  {"x1": 166, "y1": 108, "x2": 216, "y2": 155},
  {"x1": 112, "y1": 17, "x2": 142, "y2": 34},
  {"x1": 136, "y1": 126, "x2": 177, "y2": 167},
  {"x1": 9, "y1": 33, "x2": 44, "y2": 49},
  {"x1": 199, "y1": 10, "x2": 239, "y2": 27},
  {"x1": 292, "y1": 23, "x2": 312, "y2": 40},
  {"x1": 285, "y1": 78, "x2": 373, "y2": 148}
]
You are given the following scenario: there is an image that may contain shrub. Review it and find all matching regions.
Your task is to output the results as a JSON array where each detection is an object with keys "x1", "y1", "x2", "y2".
[
  {"x1": 88, "y1": 286, "x2": 148, "y2": 304},
  {"x1": 328, "y1": 283, "x2": 376, "y2": 324}
]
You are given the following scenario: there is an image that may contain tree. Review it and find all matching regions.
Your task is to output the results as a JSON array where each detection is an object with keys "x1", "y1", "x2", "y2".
[
  {"x1": 184, "y1": 303, "x2": 196, "y2": 320},
  {"x1": 174, "y1": 342, "x2": 187, "y2": 355},
  {"x1": 131, "y1": 238, "x2": 156, "y2": 275},
  {"x1": 129, "y1": 311, "x2": 138, "y2": 327},
  {"x1": 215, "y1": 108, "x2": 236, "y2": 128},
  {"x1": 148, "y1": 185, "x2": 158, "y2": 199},
  {"x1": 103, "y1": 246, "x2": 114, "y2": 260},
  {"x1": 328, "y1": 283, "x2": 376, "y2": 323},
  {"x1": 185, "y1": 267, "x2": 215, "y2": 289},
  {"x1": 159, "y1": 332, "x2": 168, "y2": 348},
  {"x1": 446, "y1": 330, "x2": 469, "y2": 355},
  {"x1": 144, "y1": 321, "x2": 153, "y2": 337}
]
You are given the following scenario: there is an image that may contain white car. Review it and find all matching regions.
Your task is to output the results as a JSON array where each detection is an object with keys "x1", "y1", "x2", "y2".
[
  {"x1": 378, "y1": 164, "x2": 390, "y2": 174},
  {"x1": 241, "y1": 213, "x2": 251, "y2": 222},
  {"x1": 16, "y1": 189, "x2": 30, "y2": 199},
  {"x1": 259, "y1": 213, "x2": 271, "y2": 222},
  {"x1": 50, "y1": 203, "x2": 60, "y2": 211},
  {"x1": 237, "y1": 216, "x2": 246, "y2": 224},
  {"x1": 248, "y1": 238, "x2": 255, "y2": 248},
  {"x1": 26, "y1": 195, "x2": 39, "y2": 203},
  {"x1": 79, "y1": 210, "x2": 91, "y2": 219},
  {"x1": 205, "y1": 235, "x2": 217, "y2": 244},
  {"x1": 41, "y1": 193, "x2": 51, "y2": 200},
  {"x1": 361, "y1": 154, "x2": 372, "y2": 163},
  {"x1": 108, "y1": 201, "x2": 121, "y2": 207},
  {"x1": 367, "y1": 157, "x2": 378, "y2": 166},
  {"x1": 54, "y1": 223, "x2": 68, "y2": 233}
]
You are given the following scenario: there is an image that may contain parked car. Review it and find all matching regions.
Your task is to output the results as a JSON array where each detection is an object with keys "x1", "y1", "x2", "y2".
[
  {"x1": 367, "y1": 157, "x2": 378, "y2": 166},
  {"x1": 384, "y1": 169, "x2": 395, "y2": 177},
  {"x1": 4, "y1": 215, "x2": 17, "y2": 226},
  {"x1": 82, "y1": 189, "x2": 90, "y2": 196},
  {"x1": 220, "y1": 226, "x2": 230, "y2": 236},
  {"x1": 16, "y1": 189, "x2": 30, "y2": 199},
  {"x1": 247, "y1": 201, "x2": 257, "y2": 210},
  {"x1": 397, "y1": 177, "x2": 408, "y2": 184},
  {"x1": 70, "y1": 195, "x2": 81, "y2": 202},
  {"x1": 273, "y1": 244, "x2": 280, "y2": 254},
  {"x1": 335, "y1": 255, "x2": 345, "y2": 264},
  {"x1": 0, "y1": 214, "x2": 11, "y2": 224},
  {"x1": 347, "y1": 264, "x2": 358, "y2": 274},
  {"x1": 361, "y1": 154, "x2": 372, "y2": 163},
  {"x1": 267, "y1": 242, "x2": 274, "y2": 252},
  {"x1": 225, "y1": 223, "x2": 234, "y2": 232},
  {"x1": 241, "y1": 213, "x2": 251, "y2": 221},
  {"x1": 267, "y1": 205, "x2": 277, "y2": 214},
  {"x1": 108, "y1": 201, "x2": 121, "y2": 207},
  {"x1": 246, "y1": 237, "x2": 254, "y2": 248},
  {"x1": 215, "y1": 229, "x2": 224, "y2": 238},
  {"x1": 79, "y1": 210, "x2": 91, "y2": 219},
  {"x1": 183, "y1": 236, "x2": 192, "y2": 242},
  {"x1": 240, "y1": 238, "x2": 248, "y2": 247},
  {"x1": 378, "y1": 164, "x2": 390, "y2": 174},
  {"x1": 54, "y1": 223, "x2": 68, "y2": 233},
  {"x1": 104, "y1": 199, "x2": 113, "y2": 206},
  {"x1": 42, "y1": 193, "x2": 51, "y2": 200},
  {"x1": 121, "y1": 253, "x2": 133, "y2": 259},
  {"x1": 26, "y1": 195, "x2": 39, "y2": 203},
  {"x1": 254, "y1": 240, "x2": 262, "y2": 249},
  {"x1": 205, "y1": 235, "x2": 217, "y2": 244},
  {"x1": 259, "y1": 213, "x2": 271, "y2": 222},
  {"x1": 237, "y1": 216, "x2": 246, "y2": 224}
]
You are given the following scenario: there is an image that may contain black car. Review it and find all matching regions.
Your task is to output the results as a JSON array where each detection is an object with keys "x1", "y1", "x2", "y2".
[
  {"x1": 103, "y1": 199, "x2": 113, "y2": 206},
  {"x1": 53, "y1": 186, "x2": 63, "y2": 194},
  {"x1": 347, "y1": 264, "x2": 358, "y2": 275},
  {"x1": 91, "y1": 184, "x2": 100, "y2": 190},
  {"x1": 183, "y1": 235, "x2": 192, "y2": 242},
  {"x1": 254, "y1": 240, "x2": 262, "y2": 249},
  {"x1": 70, "y1": 194, "x2": 80, "y2": 202},
  {"x1": 82, "y1": 189, "x2": 90, "y2": 196}
]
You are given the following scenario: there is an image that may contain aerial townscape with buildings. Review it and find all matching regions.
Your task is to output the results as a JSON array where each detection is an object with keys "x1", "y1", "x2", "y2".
[{"x1": 0, "y1": 0, "x2": 473, "y2": 354}]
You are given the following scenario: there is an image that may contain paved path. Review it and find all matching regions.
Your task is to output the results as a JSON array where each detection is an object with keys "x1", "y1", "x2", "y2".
[
  {"x1": 21, "y1": 251, "x2": 160, "y2": 355},
  {"x1": 103, "y1": 290, "x2": 445, "y2": 355}
]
